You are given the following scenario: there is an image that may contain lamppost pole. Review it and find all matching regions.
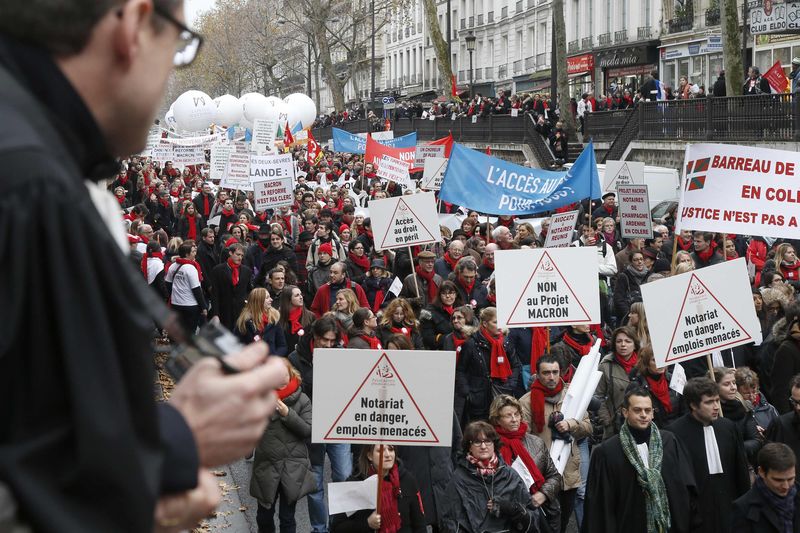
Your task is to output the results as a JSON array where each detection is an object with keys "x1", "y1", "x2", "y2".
[
  {"x1": 370, "y1": 0, "x2": 376, "y2": 106},
  {"x1": 465, "y1": 31, "x2": 476, "y2": 99}
]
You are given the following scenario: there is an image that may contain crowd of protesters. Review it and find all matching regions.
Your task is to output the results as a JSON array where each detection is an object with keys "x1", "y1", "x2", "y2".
[{"x1": 109, "y1": 130, "x2": 800, "y2": 532}]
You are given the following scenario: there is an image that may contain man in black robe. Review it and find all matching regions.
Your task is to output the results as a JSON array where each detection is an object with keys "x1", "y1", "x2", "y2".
[
  {"x1": 210, "y1": 242, "x2": 253, "y2": 330},
  {"x1": 583, "y1": 388, "x2": 696, "y2": 533},
  {"x1": 0, "y1": 4, "x2": 287, "y2": 532},
  {"x1": 669, "y1": 377, "x2": 751, "y2": 532},
  {"x1": 766, "y1": 374, "x2": 800, "y2": 478}
]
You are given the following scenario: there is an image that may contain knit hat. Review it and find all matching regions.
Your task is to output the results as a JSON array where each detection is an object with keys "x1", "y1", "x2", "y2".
[
  {"x1": 224, "y1": 237, "x2": 239, "y2": 248},
  {"x1": 793, "y1": 58, "x2": 800, "y2": 66},
  {"x1": 653, "y1": 259, "x2": 670, "y2": 273},
  {"x1": 339, "y1": 224, "x2": 351, "y2": 234},
  {"x1": 319, "y1": 242, "x2": 334, "y2": 256}
]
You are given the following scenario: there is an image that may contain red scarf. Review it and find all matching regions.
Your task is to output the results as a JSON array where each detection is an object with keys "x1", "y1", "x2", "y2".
[
  {"x1": 562, "y1": 331, "x2": 595, "y2": 356},
  {"x1": 415, "y1": 265, "x2": 438, "y2": 302},
  {"x1": 530, "y1": 327, "x2": 549, "y2": 369},
  {"x1": 645, "y1": 373, "x2": 673, "y2": 414},
  {"x1": 466, "y1": 453, "x2": 499, "y2": 476},
  {"x1": 186, "y1": 213, "x2": 197, "y2": 240},
  {"x1": 277, "y1": 376, "x2": 300, "y2": 400},
  {"x1": 458, "y1": 276, "x2": 475, "y2": 299},
  {"x1": 227, "y1": 258, "x2": 240, "y2": 286},
  {"x1": 442, "y1": 305, "x2": 454, "y2": 317},
  {"x1": 221, "y1": 207, "x2": 235, "y2": 217},
  {"x1": 495, "y1": 422, "x2": 546, "y2": 492},
  {"x1": 696, "y1": 241, "x2": 717, "y2": 263},
  {"x1": 443, "y1": 252, "x2": 459, "y2": 271},
  {"x1": 360, "y1": 334, "x2": 382, "y2": 349},
  {"x1": 482, "y1": 256, "x2": 494, "y2": 272},
  {"x1": 115, "y1": 194, "x2": 125, "y2": 205},
  {"x1": 452, "y1": 332, "x2": 468, "y2": 363},
  {"x1": 159, "y1": 197, "x2": 170, "y2": 209},
  {"x1": 348, "y1": 251, "x2": 370, "y2": 270},
  {"x1": 676, "y1": 236, "x2": 692, "y2": 251},
  {"x1": 140, "y1": 251, "x2": 164, "y2": 280},
  {"x1": 529, "y1": 378, "x2": 564, "y2": 433},
  {"x1": 781, "y1": 260, "x2": 800, "y2": 281},
  {"x1": 175, "y1": 257, "x2": 203, "y2": 281},
  {"x1": 202, "y1": 194, "x2": 210, "y2": 216},
  {"x1": 390, "y1": 325, "x2": 412, "y2": 338},
  {"x1": 615, "y1": 351, "x2": 638, "y2": 375},
  {"x1": 480, "y1": 327, "x2": 512, "y2": 380},
  {"x1": 368, "y1": 463, "x2": 402, "y2": 533},
  {"x1": 288, "y1": 306, "x2": 304, "y2": 334}
]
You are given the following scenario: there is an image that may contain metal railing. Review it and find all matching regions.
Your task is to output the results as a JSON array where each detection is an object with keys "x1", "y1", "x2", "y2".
[
  {"x1": 525, "y1": 113, "x2": 557, "y2": 168},
  {"x1": 536, "y1": 53, "x2": 547, "y2": 67},
  {"x1": 568, "y1": 40, "x2": 579, "y2": 54},
  {"x1": 637, "y1": 26, "x2": 652, "y2": 39},
  {"x1": 525, "y1": 56, "x2": 535, "y2": 70},
  {"x1": 498, "y1": 64, "x2": 508, "y2": 78},
  {"x1": 614, "y1": 29, "x2": 628, "y2": 43},
  {"x1": 668, "y1": 15, "x2": 693, "y2": 33},
  {"x1": 584, "y1": 109, "x2": 635, "y2": 141},
  {"x1": 581, "y1": 36, "x2": 593, "y2": 49},
  {"x1": 705, "y1": 7, "x2": 720, "y2": 26},
  {"x1": 513, "y1": 59, "x2": 523, "y2": 74},
  {"x1": 598, "y1": 32, "x2": 611, "y2": 45}
]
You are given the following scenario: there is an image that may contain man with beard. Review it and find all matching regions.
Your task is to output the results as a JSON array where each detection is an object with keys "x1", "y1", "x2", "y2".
[
  {"x1": 310, "y1": 261, "x2": 369, "y2": 318},
  {"x1": 766, "y1": 374, "x2": 800, "y2": 477},
  {"x1": 400, "y1": 250, "x2": 442, "y2": 307},
  {"x1": 583, "y1": 388, "x2": 696, "y2": 533}
]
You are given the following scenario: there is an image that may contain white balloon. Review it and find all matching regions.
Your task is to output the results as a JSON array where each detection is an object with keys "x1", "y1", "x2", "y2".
[
  {"x1": 213, "y1": 94, "x2": 242, "y2": 127},
  {"x1": 283, "y1": 93, "x2": 317, "y2": 130},
  {"x1": 164, "y1": 104, "x2": 177, "y2": 131},
  {"x1": 238, "y1": 92, "x2": 261, "y2": 129},
  {"x1": 172, "y1": 90, "x2": 215, "y2": 132},
  {"x1": 242, "y1": 93, "x2": 269, "y2": 126},
  {"x1": 265, "y1": 96, "x2": 289, "y2": 128}
]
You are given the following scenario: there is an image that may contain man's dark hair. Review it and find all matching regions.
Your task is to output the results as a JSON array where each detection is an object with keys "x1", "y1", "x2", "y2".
[
  {"x1": 790, "y1": 373, "x2": 800, "y2": 391},
  {"x1": 268, "y1": 267, "x2": 284, "y2": 280},
  {"x1": 683, "y1": 377, "x2": 719, "y2": 410},
  {"x1": 132, "y1": 203, "x2": 148, "y2": 216},
  {"x1": 693, "y1": 231, "x2": 714, "y2": 243},
  {"x1": 623, "y1": 386, "x2": 653, "y2": 409},
  {"x1": 312, "y1": 316, "x2": 339, "y2": 340},
  {"x1": 455, "y1": 257, "x2": 478, "y2": 274},
  {"x1": 320, "y1": 208, "x2": 333, "y2": 218},
  {"x1": 759, "y1": 443, "x2": 796, "y2": 474},
  {"x1": 536, "y1": 354, "x2": 561, "y2": 373},
  {"x1": 302, "y1": 192, "x2": 315, "y2": 202},
  {"x1": 200, "y1": 227, "x2": 214, "y2": 239},
  {"x1": 351, "y1": 308, "x2": 373, "y2": 330},
  {"x1": 1, "y1": 1, "x2": 180, "y2": 55},
  {"x1": 178, "y1": 241, "x2": 195, "y2": 258},
  {"x1": 321, "y1": 220, "x2": 334, "y2": 232},
  {"x1": 342, "y1": 205, "x2": 355, "y2": 214},
  {"x1": 228, "y1": 242, "x2": 245, "y2": 254}
]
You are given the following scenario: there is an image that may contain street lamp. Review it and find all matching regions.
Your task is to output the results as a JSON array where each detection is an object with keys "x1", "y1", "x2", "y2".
[{"x1": 465, "y1": 31, "x2": 476, "y2": 99}]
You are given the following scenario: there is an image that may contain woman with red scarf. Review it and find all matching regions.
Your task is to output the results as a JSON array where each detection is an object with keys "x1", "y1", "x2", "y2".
[
  {"x1": 457, "y1": 307, "x2": 521, "y2": 422},
  {"x1": 346, "y1": 308, "x2": 382, "y2": 349},
  {"x1": 344, "y1": 240, "x2": 370, "y2": 285},
  {"x1": 627, "y1": 346, "x2": 679, "y2": 428},
  {"x1": 774, "y1": 243, "x2": 800, "y2": 292},
  {"x1": 234, "y1": 288, "x2": 288, "y2": 355},
  {"x1": 277, "y1": 285, "x2": 315, "y2": 352},
  {"x1": 218, "y1": 198, "x2": 238, "y2": 233},
  {"x1": 596, "y1": 326, "x2": 640, "y2": 440},
  {"x1": 420, "y1": 280, "x2": 463, "y2": 350},
  {"x1": 490, "y1": 395, "x2": 562, "y2": 533},
  {"x1": 550, "y1": 324, "x2": 597, "y2": 382},
  {"x1": 250, "y1": 359, "x2": 316, "y2": 533},
  {"x1": 330, "y1": 444, "x2": 426, "y2": 533},
  {"x1": 176, "y1": 202, "x2": 206, "y2": 241},
  {"x1": 377, "y1": 298, "x2": 424, "y2": 350}
]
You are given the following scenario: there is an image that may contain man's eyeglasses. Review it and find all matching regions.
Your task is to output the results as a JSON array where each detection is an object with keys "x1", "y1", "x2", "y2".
[{"x1": 152, "y1": 3, "x2": 203, "y2": 67}]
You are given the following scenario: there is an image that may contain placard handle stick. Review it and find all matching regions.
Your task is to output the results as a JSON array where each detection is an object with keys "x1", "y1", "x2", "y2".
[
  {"x1": 410, "y1": 246, "x2": 421, "y2": 298},
  {"x1": 669, "y1": 235, "x2": 680, "y2": 272},
  {"x1": 375, "y1": 443, "x2": 384, "y2": 519},
  {"x1": 546, "y1": 326, "x2": 551, "y2": 355},
  {"x1": 722, "y1": 233, "x2": 727, "y2": 262},
  {"x1": 706, "y1": 354, "x2": 724, "y2": 417}
]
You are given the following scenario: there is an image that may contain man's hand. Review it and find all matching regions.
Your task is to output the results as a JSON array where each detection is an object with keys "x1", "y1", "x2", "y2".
[
  {"x1": 154, "y1": 469, "x2": 220, "y2": 533},
  {"x1": 170, "y1": 342, "x2": 289, "y2": 467},
  {"x1": 555, "y1": 420, "x2": 570, "y2": 434}
]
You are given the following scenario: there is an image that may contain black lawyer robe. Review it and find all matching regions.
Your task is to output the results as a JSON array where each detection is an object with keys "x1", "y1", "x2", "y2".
[
  {"x1": 581, "y1": 429, "x2": 696, "y2": 533},
  {"x1": 210, "y1": 262, "x2": 253, "y2": 331},
  {"x1": 668, "y1": 414, "x2": 751, "y2": 533}
]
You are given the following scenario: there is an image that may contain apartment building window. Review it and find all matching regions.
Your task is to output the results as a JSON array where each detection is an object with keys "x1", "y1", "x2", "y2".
[
  {"x1": 620, "y1": 0, "x2": 627, "y2": 30},
  {"x1": 488, "y1": 39, "x2": 494, "y2": 66},
  {"x1": 517, "y1": 30, "x2": 523, "y2": 59},
  {"x1": 606, "y1": 0, "x2": 611, "y2": 33},
  {"x1": 528, "y1": 27, "x2": 535, "y2": 56},
  {"x1": 643, "y1": 0, "x2": 650, "y2": 27},
  {"x1": 573, "y1": 0, "x2": 579, "y2": 41}
]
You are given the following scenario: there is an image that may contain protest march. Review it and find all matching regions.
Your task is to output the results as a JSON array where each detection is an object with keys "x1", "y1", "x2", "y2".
[{"x1": 7, "y1": 3, "x2": 800, "y2": 533}]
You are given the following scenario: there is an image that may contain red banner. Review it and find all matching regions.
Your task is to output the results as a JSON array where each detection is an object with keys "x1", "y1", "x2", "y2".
[
  {"x1": 365, "y1": 134, "x2": 416, "y2": 170},
  {"x1": 764, "y1": 60, "x2": 789, "y2": 93},
  {"x1": 567, "y1": 54, "x2": 594, "y2": 75},
  {"x1": 424, "y1": 133, "x2": 454, "y2": 158}
]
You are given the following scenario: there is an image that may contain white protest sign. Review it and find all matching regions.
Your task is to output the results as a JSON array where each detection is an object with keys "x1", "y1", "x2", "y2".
[
  {"x1": 210, "y1": 144, "x2": 233, "y2": 181},
  {"x1": 669, "y1": 363, "x2": 687, "y2": 394},
  {"x1": 172, "y1": 144, "x2": 206, "y2": 166},
  {"x1": 543, "y1": 210, "x2": 578, "y2": 248},
  {"x1": 618, "y1": 184, "x2": 653, "y2": 239},
  {"x1": 603, "y1": 160, "x2": 644, "y2": 193},
  {"x1": 414, "y1": 144, "x2": 446, "y2": 169},
  {"x1": 142, "y1": 126, "x2": 161, "y2": 156},
  {"x1": 369, "y1": 131, "x2": 395, "y2": 141},
  {"x1": 311, "y1": 349, "x2": 455, "y2": 446},
  {"x1": 388, "y1": 276, "x2": 403, "y2": 296},
  {"x1": 377, "y1": 154, "x2": 412, "y2": 188},
  {"x1": 249, "y1": 153, "x2": 295, "y2": 183},
  {"x1": 328, "y1": 476, "x2": 378, "y2": 515},
  {"x1": 151, "y1": 142, "x2": 173, "y2": 163},
  {"x1": 641, "y1": 258, "x2": 762, "y2": 367},
  {"x1": 220, "y1": 152, "x2": 252, "y2": 190},
  {"x1": 370, "y1": 192, "x2": 442, "y2": 250},
  {"x1": 495, "y1": 247, "x2": 601, "y2": 328},
  {"x1": 253, "y1": 178, "x2": 295, "y2": 211},
  {"x1": 251, "y1": 117, "x2": 278, "y2": 154},
  {"x1": 250, "y1": 154, "x2": 295, "y2": 210},
  {"x1": 162, "y1": 132, "x2": 223, "y2": 148},
  {"x1": 511, "y1": 457, "x2": 535, "y2": 489},
  {"x1": 511, "y1": 108, "x2": 519, "y2": 118},
  {"x1": 421, "y1": 157, "x2": 448, "y2": 190},
  {"x1": 676, "y1": 143, "x2": 800, "y2": 238}
]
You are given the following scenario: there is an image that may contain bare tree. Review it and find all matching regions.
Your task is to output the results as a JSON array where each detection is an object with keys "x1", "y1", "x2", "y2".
[
  {"x1": 552, "y1": 0, "x2": 576, "y2": 135},
  {"x1": 422, "y1": 0, "x2": 453, "y2": 97}
]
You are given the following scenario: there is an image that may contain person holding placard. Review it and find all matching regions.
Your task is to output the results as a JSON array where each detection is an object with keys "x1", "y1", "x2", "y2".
[
  {"x1": 490, "y1": 395, "x2": 562, "y2": 533},
  {"x1": 377, "y1": 299, "x2": 424, "y2": 351},
  {"x1": 329, "y1": 445, "x2": 426, "y2": 533},
  {"x1": 400, "y1": 251, "x2": 442, "y2": 307}
]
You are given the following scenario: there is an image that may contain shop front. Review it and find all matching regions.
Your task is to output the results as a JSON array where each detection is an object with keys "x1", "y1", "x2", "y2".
[
  {"x1": 566, "y1": 53, "x2": 595, "y2": 98},
  {"x1": 595, "y1": 42, "x2": 660, "y2": 97},
  {"x1": 659, "y1": 35, "x2": 724, "y2": 94}
]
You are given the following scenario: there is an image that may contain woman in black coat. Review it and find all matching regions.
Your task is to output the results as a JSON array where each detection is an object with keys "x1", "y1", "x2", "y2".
[
  {"x1": 420, "y1": 280, "x2": 462, "y2": 350},
  {"x1": 715, "y1": 366, "x2": 763, "y2": 466},
  {"x1": 176, "y1": 201, "x2": 206, "y2": 241},
  {"x1": 257, "y1": 232, "x2": 298, "y2": 283},
  {"x1": 344, "y1": 239, "x2": 370, "y2": 285},
  {"x1": 330, "y1": 444, "x2": 426, "y2": 533},
  {"x1": 456, "y1": 307, "x2": 522, "y2": 423},
  {"x1": 234, "y1": 288, "x2": 288, "y2": 356},
  {"x1": 626, "y1": 346, "x2": 681, "y2": 428}
]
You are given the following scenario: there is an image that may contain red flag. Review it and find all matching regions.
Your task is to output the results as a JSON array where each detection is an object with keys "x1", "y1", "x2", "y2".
[
  {"x1": 450, "y1": 74, "x2": 458, "y2": 97},
  {"x1": 365, "y1": 134, "x2": 415, "y2": 171},
  {"x1": 485, "y1": 146, "x2": 492, "y2": 155},
  {"x1": 284, "y1": 122, "x2": 294, "y2": 146},
  {"x1": 307, "y1": 131, "x2": 321, "y2": 165},
  {"x1": 426, "y1": 133, "x2": 454, "y2": 157},
  {"x1": 764, "y1": 60, "x2": 789, "y2": 93}
]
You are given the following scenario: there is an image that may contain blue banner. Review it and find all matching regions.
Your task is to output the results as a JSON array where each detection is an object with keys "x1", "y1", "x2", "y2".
[
  {"x1": 439, "y1": 142, "x2": 601, "y2": 215},
  {"x1": 332, "y1": 128, "x2": 417, "y2": 154}
]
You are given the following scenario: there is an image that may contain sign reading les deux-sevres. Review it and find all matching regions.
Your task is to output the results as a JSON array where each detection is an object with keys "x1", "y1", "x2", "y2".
[
  {"x1": 370, "y1": 192, "x2": 442, "y2": 251},
  {"x1": 494, "y1": 247, "x2": 600, "y2": 328},
  {"x1": 311, "y1": 349, "x2": 455, "y2": 447},
  {"x1": 642, "y1": 259, "x2": 762, "y2": 367}
]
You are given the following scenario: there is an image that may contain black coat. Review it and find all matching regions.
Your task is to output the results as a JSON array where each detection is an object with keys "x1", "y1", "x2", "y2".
[
  {"x1": 209, "y1": 262, "x2": 253, "y2": 331},
  {"x1": 712, "y1": 77, "x2": 727, "y2": 97},
  {"x1": 582, "y1": 429, "x2": 696, "y2": 533},
  {"x1": 176, "y1": 215, "x2": 206, "y2": 241},
  {"x1": 252, "y1": 244, "x2": 297, "y2": 284},
  {"x1": 377, "y1": 323, "x2": 424, "y2": 351},
  {"x1": 330, "y1": 462, "x2": 427, "y2": 533},
  {"x1": 731, "y1": 483, "x2": 800, "y2": 533},
  {"x1": 419, "y1": 305, "x2": 454, "y2": 350},
  {"x1": 766, "y1": 412, "x2": 800, "y2": 478},
  {"x1": 195, "y1": 240, "x2": 219, "y2": 288},
  {"x1": 668, "y1": 414, "x2": 751, "y2": 532},
  {"x1": 456, "y1": 331, "x2": 521, "y2": 422},
  {"x1": 770, "y1": 337, "x2": 800, "y2": 414},
  {"x1": 235, "y1": 320, "x2": 288, "y2": 356},
  {"x1": 192, "y1": 192, "x2": 214, "y2": 218}
]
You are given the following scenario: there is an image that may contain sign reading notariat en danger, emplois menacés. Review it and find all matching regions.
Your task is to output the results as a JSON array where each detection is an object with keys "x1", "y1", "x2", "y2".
[
  {"x1": 311, "y1": 349, "x2": 455, "y2": 447},
  {"x1": 642, "y1": 258, "x2": 762, "y2": 367}
]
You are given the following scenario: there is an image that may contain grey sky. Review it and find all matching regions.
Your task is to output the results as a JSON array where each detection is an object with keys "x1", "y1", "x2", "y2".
[{"x1": 184, "y1": 0, "x2": 216, "y2": 27}]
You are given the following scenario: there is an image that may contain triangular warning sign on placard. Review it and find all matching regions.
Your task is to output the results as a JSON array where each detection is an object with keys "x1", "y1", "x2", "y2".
[
  {"x1": 607, "y1": 162, "x2": 634, "y2": 189},
  {"x1": 324, "y1": 353, "x2": 439, "y2": 444},
  {"x1": 379, "y1": 198, "x2": 437, "y2": 249},
  {"x1": 507, "y1": 251, "x2": 592, "y2": 326},
  {"x1": 665, "y1": 274, "x2": 753, "y2": 363}
]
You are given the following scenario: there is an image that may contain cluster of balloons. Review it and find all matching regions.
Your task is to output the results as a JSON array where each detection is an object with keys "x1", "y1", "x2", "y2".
[{"x1": 165, "y1": 90, "x2": 317, "y2": 133}]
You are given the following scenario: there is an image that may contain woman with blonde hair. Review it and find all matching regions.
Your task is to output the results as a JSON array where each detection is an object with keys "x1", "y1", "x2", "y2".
[
  {"x1": 235, "y1": 287, "x2": 287, "y2": 355},
  {"x1": 625, "y1": 301, "x2": 651, "y2": 349},
  {"x1": 772, "y1": 242, "x2": 800, "y2": 292},
  {"x1": 332, "y1": 288, "x2": 359, "y2": 331},
  {"x1": 671, "y1": 250, "x2": 694, "y2": 275},
  {"x1": 377, "y1": 298, "x2": 424, "y2": 349},
  {"x1": 714, "y1": 366, "x2": 762, "y2": 465}
]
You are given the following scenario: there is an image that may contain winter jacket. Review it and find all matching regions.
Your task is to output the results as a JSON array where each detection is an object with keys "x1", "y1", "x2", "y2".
[
  {"x1": 306, "y1": 235, "x2": 347, "y2": 268},
  {"x1": 399, "y1": 271, "x2": 443, "y2": 308},
  {"x1": 627, "y1": 368, "x2": 681, "y2": 428},
  {"x1": 721, "y1": 398, "x2": 764, "y2": 466},
  {"x1": 612, "y1": 266, "x2": 651, "y2": 319},
  {"x1": 513, "y1": 433, "x2": 562, "y2": 532},
  {"x1": 251, "y1": 244, "x2": 297, "y2": 283},
  {"x1": 595, "y1": 353, "x2": 633, "y2": 440},
  {"x1": 731, "y1": 481, "x2": 800, "y2": 533},
  {"x1": 448, "y1": 274, "x2": 490, "y2": 312},
  {"x1": 765, "y1": 412, "x2": 800, "y2": 478},
  {"x1": 572, "y1": 236, "x2": 617, "y2": 282},
  {"x1": 419, "y1": 305, "x2": 454, "y2": 350},
  {"x1": 770, "y1": 329, "x2": 800, "y2": 414},
  {"x1": 235, "y1": 320, "x2": 288, "y2": 356},
  {"x1": 519, "y1": 384, "x2": 592, "y2": 490},
  {"x1": 176, "y1": 215, "x2": 206, "y2": 241},
  {"x1": 249, "y1": 386, "x2": 316, "y2": 507},
  {"x1": 377, "y1": 322, "x2": 424, "y2": 350},
  {"x1": 751, "y1": 393, "x2": 779, "y2": 432},
  {"x1": 307, "y1": 261, "x2": 332, "y2": 296},
  {"x1": 344, "y1": 256, "x2": 368, "y2": 285},
  {"x1": 457, "y1": 331, "x2": 522, "y2": 422}
]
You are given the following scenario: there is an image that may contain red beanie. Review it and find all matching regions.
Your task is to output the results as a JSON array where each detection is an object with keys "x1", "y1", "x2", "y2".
[
  {"x1": 319, "y1": 242, "x2": 333, "y2": 256},
  {"x1": 225, "y1": 236, "x2": 239, "y2": 248},
  {"x1": 339, "y1": 224, "x2": 351, "y2": 234}
]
